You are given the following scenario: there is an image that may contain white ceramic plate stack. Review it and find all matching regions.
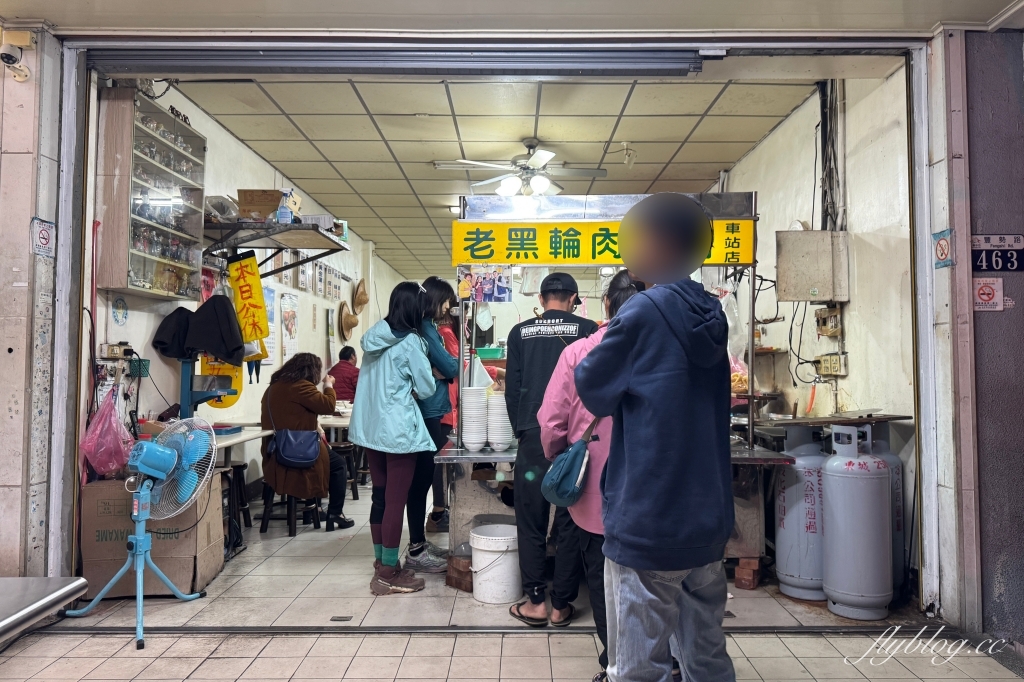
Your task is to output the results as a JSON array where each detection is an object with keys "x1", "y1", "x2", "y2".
[
  {"x1": 461, "y1": 387, "x2": 489, "y2": 452},
  {"x1": 487, "y1": 392, "x2": 514, "y2": 451}
]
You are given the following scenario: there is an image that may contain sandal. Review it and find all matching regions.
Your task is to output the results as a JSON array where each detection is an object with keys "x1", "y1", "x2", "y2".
[
  {"x1": 550, "y1": 603, "x2": 576, "y2": 628},
  {"x1": 592, "y1": 673, "x2": 608, "y2": 682},
  {"x1": 509, "y1": 601, "x2": 549, "y2": 628}
]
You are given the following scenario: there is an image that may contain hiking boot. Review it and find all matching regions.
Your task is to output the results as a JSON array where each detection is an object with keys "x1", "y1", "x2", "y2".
[
  {"x1": 404, "y1": 543, "x2": 448, "y2": 574},
  {"x1": 425, "y1": 509, "x2": 450, "y2": 533},
  {"x1": 371, "y1": 564, "x2": 425, "y2": 594}
]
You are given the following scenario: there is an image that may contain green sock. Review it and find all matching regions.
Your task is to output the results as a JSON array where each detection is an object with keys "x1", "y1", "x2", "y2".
[
  {"x1": 373, "y1": 544, "x2": 383, "y2": 561},
  {"x1": 381, "y1": 547, "x2": 400, "y2": 566}
]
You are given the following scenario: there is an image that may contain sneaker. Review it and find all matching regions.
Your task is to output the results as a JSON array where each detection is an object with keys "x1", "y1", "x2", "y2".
[
  {"x1": 426, "y1": 509, "x2": 450, "y2": 533},
  {"x1": 424, "y1": 540, "x2": 449, "y2": 559},
  {"x1": 371, "y1": 564, "x2": 425, "y2": 594},
  {"x1": 404, "y1": 544, "x2": 449, "y2": 574}
]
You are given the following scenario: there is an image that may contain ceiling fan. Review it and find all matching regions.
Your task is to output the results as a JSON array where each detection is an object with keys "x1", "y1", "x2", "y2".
[{"x1": 433, "y1": 137, "x2": 607, "y2": 196}]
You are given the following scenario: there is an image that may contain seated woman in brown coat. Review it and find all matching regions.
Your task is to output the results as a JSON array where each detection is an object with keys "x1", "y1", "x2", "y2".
[{"x1": 261, "y1": 352, "x2": 354, "y2": 531}]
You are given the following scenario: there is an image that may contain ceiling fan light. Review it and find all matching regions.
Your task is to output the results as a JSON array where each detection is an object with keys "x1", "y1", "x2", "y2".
[
  {"x1": 529, "y1": 175, "x2": 551, "y2": 194},
  {"x1": 496, "y1": 176, "x2": 523, "y2": 196}
]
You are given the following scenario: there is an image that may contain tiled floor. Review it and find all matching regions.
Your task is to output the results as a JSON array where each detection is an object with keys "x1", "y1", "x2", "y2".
[
  {"x1": 53, "y1": 490, "x2": 924, "y2": 631},
  {"x1": 1, "y1": 632, "x2": 1020, "y2": 681}
]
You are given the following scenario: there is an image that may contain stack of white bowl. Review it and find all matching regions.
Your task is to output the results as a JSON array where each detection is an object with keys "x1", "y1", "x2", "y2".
[
  {"x1": 461, "y1": 387, "x2": 489, "y2": 451},
  {"x1": 487, "y1": 392, "x2": 514, "y2": 451}
]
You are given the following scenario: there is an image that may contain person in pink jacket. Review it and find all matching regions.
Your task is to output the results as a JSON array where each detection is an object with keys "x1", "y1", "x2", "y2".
[{"x1": 538, "y1": 269, "x2": 639, "y2": 682}]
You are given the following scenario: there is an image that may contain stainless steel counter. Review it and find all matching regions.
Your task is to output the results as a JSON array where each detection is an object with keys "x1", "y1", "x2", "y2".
[{"x1": 434, "y1": 446, "x2": 517, "y2": 464}]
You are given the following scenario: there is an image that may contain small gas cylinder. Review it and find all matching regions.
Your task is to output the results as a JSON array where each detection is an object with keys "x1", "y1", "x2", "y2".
[
  {"x1": 822, "y1": 424, "x2": 893, "y2": 620},
  {"x1": 775, "y1": 425, "x2": 826, "y2": 601}
]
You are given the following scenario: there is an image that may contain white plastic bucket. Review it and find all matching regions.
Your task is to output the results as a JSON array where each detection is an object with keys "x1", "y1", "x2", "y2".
[{"x1": 470, "y1": 524, "x2": 522, "y2": 604}]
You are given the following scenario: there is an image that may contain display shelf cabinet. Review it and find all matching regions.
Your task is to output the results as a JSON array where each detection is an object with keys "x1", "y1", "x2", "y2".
[{"x1": 95, "y1": 87, "x2": 207, "y2": 301}]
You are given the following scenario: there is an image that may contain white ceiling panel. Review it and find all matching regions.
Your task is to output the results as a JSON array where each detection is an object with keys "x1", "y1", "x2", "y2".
[
  {"x1": 315, "y1": 140, "x2": 394, "y2": 162},
  {"x1": 624, "y1": 83, "x2": 726, "y2": 116},
  {"x1": 660, "y1": 162, "x2": 728, "y2": 180},
  {"x1": 363, "y1": 194, "x2": 427, "y2": 207},
  {"x1": 273, "y1": 161, "x2": 342, "y2": 179},
  {"x1": 449, "y1": 83, "x2": 538, "y2": 116},
  {"x1": 177, "y1": 82, "x2": 278, "y2": 115},
  {"x1": 292, "y1": 115, "x2": 382, "y2": 140},
  {"x1": 410, "y1": 179, "x2": 473, "y2": 195},
  {"x1": 261, "y1": 83, "x2": 366, "y2": 114},
  {"x1": 460, "y1": 141, "x2": 531, "y2": 161},
  {"x1": 373, "y1": 206, "x2": 431, "y2": 218},
  {"x1": 389, "y1": 141, "x2": 464, "y2": 163},
  {"x1": 216, "y1": 115, "x2": 303, "y2": 140},
  {"x1": 356, "y1": 83, "x2": 451, "y2": 115},
  {"x1": 537, "y1": 116, "x2": 617, "y2": 142},
  {"x1": 456, "y1": 116, "x2": 536, "y2": 142},
  {"x1": 618, "y1": 142, "x2": 687, "y2": 164},
  {"x1": 349, "y1": 179, "x2": 415, "y2": 194},
  {"x1": 596, "y1": 163, "x2": 669, "y2": 181},
  {"x1": 539, "y1": 84, "x2": 632, "y2": 116},
  {"x1": 333, "y1": 162, "x2": 407, "y2": 180},
  {"x1": 294, "y1": 179, "x2": 354, "y2": 194},
  {"x1": 247, "y1": 140, "x2": 325, "y2": 162},
  {"x1": 688, "y1": 116, "x2": 782, "y2": 142},
  {"x1": 319, "y1": 194, "x2": 369, "y2": 207},
  {"x1": 674, "y1": 141, "x2": 754, "y2": 163},
  {"x1": 332, "y1": 206, "x2": 380, "y2": 218},
  {"x1": 613, "y1": 116, "x2": 699, "y2": 142},
  {"x1": 709, "y1": 84, "x2": 816, "y2": 116},
  {"x1": 375, "y1": 115, "x2": 458, "y2": 141}
]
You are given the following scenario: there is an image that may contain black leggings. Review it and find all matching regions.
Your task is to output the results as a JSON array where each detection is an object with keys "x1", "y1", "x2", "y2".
[{"x1": 406, "y1": 418, "x2": 451, "y2": 545}]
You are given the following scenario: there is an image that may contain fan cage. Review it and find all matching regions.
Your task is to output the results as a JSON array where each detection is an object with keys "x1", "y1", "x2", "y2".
[{"x1": 149, "y1": 418, "x2": 217, "y2": 520}]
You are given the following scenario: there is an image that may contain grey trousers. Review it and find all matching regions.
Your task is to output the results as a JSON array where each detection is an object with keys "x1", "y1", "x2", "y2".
[{"x1": 605, "y1": 558, "x2": 735, "y2": 682}]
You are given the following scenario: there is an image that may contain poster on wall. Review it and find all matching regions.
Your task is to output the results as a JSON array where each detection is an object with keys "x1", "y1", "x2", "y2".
[
  {"x1": 273, "y1": 252, "x2": 284, "y2": 282},
  {"x1": 280, "y1": 293, "x2": 299, "y2": 361},
  {"x1": 317, "y1": 263, "x2": 325, "y2": 297},
  {"x1": 282, "y1": 251, "x2": 292, "y2": 287},
  {"x1": 325, "y1": 268, "x2": 334, "y2": 302},
  {"x1": 312, "y1": 303, "x2": 317, "y2": 331},
  {"x1": 458, "y1": 265, "x2": 513, "y2": 302},
  {"x1": 262, "y1": 285, "x2": 276, "y2": 365},
  {"x1": 327, "y1": 308, "x2": 337, "y2": 366},
  {"x1": 298, "y1": 262, "x2": 309, "y2": 291}
]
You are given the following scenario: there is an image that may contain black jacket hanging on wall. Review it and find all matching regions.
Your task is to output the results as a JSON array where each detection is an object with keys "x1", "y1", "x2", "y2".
[{"x1": 152, "y1": 294, "x2": 245, "y2": 366}]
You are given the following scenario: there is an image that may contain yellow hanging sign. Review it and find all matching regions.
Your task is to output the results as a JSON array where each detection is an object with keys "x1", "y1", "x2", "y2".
[
  {"x1": 227, "y1": 252, "x2": 270, "y2": 343},
  {"x1": 199, "y1": 355, "x2": 242, "y2": 409},
  {"x1": 451, "y1": 219, "x2": 756, "y2": 267}
]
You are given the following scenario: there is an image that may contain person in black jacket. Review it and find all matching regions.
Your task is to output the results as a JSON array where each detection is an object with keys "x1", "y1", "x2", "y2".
[
  {"x1": 506, "y1": 272, "x2": 599, "y2": 627},
  {"x1": 575, "y1": 194, "x2": 735, "y2": 682}
]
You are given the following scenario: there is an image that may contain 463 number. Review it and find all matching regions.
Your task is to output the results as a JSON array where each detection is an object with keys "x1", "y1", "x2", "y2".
[{"x1": 974, "y1": 249, "x2": 1020, "y2": 271}]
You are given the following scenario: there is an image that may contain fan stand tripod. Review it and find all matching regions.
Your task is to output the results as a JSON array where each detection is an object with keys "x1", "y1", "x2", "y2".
[{"x1": 61, "y1": 477, "x2": 206, "y2": 649}]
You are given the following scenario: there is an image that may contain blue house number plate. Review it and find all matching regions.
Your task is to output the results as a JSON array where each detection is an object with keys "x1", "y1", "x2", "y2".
[{"x1": 972, "y1": 234, "x2": 1024, "y2": 272}]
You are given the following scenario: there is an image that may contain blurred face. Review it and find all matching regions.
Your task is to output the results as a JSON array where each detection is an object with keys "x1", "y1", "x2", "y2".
[
  {"x1": 619, "y1": 194, "x2": 712, "y2": 285},
  {"x1": 440, "y1": 299, "x2": 451, "y2": 318}
]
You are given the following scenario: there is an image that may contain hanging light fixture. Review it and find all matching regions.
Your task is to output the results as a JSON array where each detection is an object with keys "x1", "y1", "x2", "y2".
[
  {"x1": 496, "y1": 176, "x2": 523, "y2": 196},
  {"x1": 529, "y1": 175, "x2": 551, "y2": 194}
]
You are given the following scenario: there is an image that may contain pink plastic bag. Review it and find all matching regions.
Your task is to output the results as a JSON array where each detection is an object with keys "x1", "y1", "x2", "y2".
[{"x1": 80, "y1": 389, "x2": 133, "y2": 475}]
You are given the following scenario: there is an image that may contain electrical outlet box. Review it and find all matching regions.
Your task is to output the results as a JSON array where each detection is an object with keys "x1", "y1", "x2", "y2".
[
  {"x1": 814, "y1": 306, "x2": 843, "y2": 337},
  {"x1": 99, "y1": 342, "x2": 132, "y2": 359},
  {"x1": 776, "y1": 231, "x2": 850, "y2": 303},
  {"x1": 815, "y1": 352, "x2": 849, "y2": 377}
]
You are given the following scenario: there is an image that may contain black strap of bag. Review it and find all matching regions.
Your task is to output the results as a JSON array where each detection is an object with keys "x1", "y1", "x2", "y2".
[{"x1": 581, "y1": 416, "x2": 601, "y2": 442}]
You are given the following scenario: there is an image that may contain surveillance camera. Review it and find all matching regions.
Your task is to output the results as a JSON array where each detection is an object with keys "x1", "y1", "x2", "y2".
[{"x1": 0, "y1": 44, "x2": 22, "y2": 66}]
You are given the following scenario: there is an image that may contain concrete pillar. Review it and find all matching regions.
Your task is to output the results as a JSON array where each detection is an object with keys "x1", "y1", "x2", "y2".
[{"x1": 0, "y1": 27, "x2": 62, "y2": 577}]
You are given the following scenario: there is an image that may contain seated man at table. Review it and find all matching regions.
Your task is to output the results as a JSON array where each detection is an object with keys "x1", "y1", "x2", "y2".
[{"x1": 328, "y1": 346, "x2": 359, "y2": 402}]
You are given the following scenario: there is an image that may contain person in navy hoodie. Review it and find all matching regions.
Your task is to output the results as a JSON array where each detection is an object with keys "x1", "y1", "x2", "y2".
[{"x1": 575, "y1": 193, "x2": 735, "y2": 682}]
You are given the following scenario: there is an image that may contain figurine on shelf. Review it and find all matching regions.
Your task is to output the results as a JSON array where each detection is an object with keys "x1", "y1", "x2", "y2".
[
  {"x1": 132, "y1": 164, "x2": 152, "y2": 185},
  {"x1": 175, "y1": 134, "x2": 192, "y2": 154},
  {"x1": 180, "y1": 188, "x2": 197, "y2": 206},
  {"x1": 132, "y1": 225, "x2": 146, "y2": 252},
  {"x1": 140, "y1": 115, "x2": 158, "y2": 131},
  {"x1": 157, "y1": 124, "x2": 175, "y2": 143}
]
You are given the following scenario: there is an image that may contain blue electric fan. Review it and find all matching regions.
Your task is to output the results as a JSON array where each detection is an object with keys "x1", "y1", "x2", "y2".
[{"x1": 63, "y1": 418, "x2": 217, "y2": 649}]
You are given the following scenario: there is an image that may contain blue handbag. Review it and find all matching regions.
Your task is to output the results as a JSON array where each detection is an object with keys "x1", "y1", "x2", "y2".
[
  {"x1": 542, "y1": 417, "x2": 600, "y2": 507},
  {"x1": 266, "y1": 386, "x2": 321, "y2": 470}
]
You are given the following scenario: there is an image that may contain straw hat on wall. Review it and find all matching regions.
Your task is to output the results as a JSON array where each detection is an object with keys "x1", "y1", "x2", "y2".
[
  {"x1": 352, "y1": 279, "x2": 369, "y2": 314},
  {"x1": 339, "y1": 301, "x2": 359, "y2": 340}
]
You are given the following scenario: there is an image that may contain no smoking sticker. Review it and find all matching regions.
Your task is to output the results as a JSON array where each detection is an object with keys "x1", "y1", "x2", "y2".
[
  {"x1": 973, "y1": 277, "x2": 1004, "y2": 311},
  {"x1": 31, "y1": 217, "x2": 56, "y2": 259},
  {"x1": 933, "y1": 229, "x2": 953, "y2": 269}
]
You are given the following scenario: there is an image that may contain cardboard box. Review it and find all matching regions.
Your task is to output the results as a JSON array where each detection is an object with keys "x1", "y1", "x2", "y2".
[
  {"x1": 79, "y1": 478, "x2": 224, "y2": 598},
  {"x1": 237, "y1": 189, "x2": 301, "y2": 222}
]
